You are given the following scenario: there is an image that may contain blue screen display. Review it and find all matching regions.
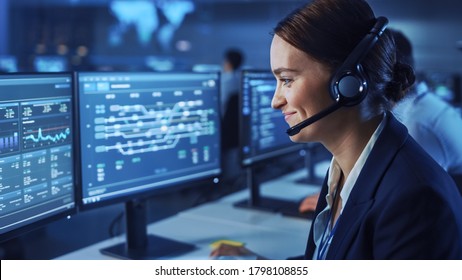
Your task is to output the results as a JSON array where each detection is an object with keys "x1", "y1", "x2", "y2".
[
  {"x1": 0, "y1": 73, "x2": 75, "y2": 240},
  {"x1": 34, "y1": 56, "x2": 68, "y2": 72},
  {"x1": 0, "y1": 56, "x2": 18, "y2": 73},
  {"x1": 77, "y1": 72, "x2": 221, "y2": 206}
]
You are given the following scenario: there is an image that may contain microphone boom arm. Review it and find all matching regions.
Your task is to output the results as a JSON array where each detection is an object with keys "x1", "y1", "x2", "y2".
[{"x1": 286, "y1": 102, "x2": 343, "y2": 136}]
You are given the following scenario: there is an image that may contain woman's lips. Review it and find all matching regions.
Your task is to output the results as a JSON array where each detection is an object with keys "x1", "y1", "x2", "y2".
[{"x1": 283, "y1": 111, "x2": 296, "y2": 122}]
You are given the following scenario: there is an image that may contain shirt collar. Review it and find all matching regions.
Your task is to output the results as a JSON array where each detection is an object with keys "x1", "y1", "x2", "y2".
[{"x1": 326, "y1": 113, "x2": 387, "y2": 212}]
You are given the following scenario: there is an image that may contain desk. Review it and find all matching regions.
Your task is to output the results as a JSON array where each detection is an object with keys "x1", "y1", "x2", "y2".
[
  {"x1": 57, "y1": 169, "x2": 319, "y2": 260},
  {"x1": 231, "y1": 168, "x2": 323, "y2": 218}
]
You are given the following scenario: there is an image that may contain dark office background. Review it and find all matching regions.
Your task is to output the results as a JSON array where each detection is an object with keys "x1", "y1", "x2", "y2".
[
  {"x1": 1, "y1": 0, "x2": 462, "y2": 73},
  {"x1": 0, "y1": 0, "x2": 461, "y2": 259}
]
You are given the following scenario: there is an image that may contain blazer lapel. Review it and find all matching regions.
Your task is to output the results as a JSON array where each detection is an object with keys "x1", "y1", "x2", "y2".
[{"x1": 326, "y1": 113, "x2": 409, "y2": 259}]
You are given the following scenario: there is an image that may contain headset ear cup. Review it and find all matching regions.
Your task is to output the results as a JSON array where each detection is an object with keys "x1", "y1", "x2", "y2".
[
  {"x1": 338, "y1": 75, "x2": 361, "y2": 98},
  {"x1": 336, "y1": 68, "x2": 368, "y2": 106},
  {"x1": 330, "y1": 65, "x2": 368, "y2": 107}
]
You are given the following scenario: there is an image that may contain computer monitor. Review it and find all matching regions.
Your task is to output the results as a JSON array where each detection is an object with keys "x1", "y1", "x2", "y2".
[
  {"x1": 76, "y1": 71, "x2": 221, "y2": 259},
  {"x1": 419, "y1": 72, "x2": 461, "y2": 105},
  {"x1": 0, "y1": 56, "x2": 18, "y2": 73},
  {"x1": 0, "y1": 73, "x2": 76, "y2": 243},
  {"x1": 234, "y1": 70, "x2": 308, "y2": 215},
  {"x1": 34, "y1": 56, "x2": 69, "y2": 73}
]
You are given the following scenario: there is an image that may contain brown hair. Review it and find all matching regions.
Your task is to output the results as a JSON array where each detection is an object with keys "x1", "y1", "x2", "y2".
[{"x1": 273, "y1": 0, "x2": 415, "y2": 114}]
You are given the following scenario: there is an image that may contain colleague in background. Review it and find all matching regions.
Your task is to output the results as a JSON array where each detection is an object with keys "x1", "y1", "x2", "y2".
[
  {"x1": 392, "y1": 30, "x2": 462, "y2": 177},
  {"x1": 220, "y1": 48, "x2": 245, "y2": 186},
  {"x1": 211, "y1": 0, "x2": 462, "y2": 259},
  {"x1": 220, "y1": 48, "x2": 244, "y2": 116}
]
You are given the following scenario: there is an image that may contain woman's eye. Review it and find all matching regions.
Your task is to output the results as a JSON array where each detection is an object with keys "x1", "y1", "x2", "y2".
[{"x1": 281, "y1": 78, "x2": 292, "y2": 86}]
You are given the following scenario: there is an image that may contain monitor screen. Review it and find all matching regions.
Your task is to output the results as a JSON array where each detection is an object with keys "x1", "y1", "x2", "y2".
[
  {"x1": 0, "y1": 56, "x2": 18, "y2": 73},
  {"x1": 240, "y1": 70, "x2": 304, "y2": 166},
  {"x1": 76, "y1": 71, "x2": 221, "y2": 259},
  {"x1": 76, "y1": 71, "x2": 221, "y2": 208},
  {"x1": 0, "y1": 73, "x2": 76, "y2": 242},
  {"x1": 34, "y1": 56, "x2": 69, "y2": 72},
  {"x1": 418, "y1": 72, "x2": 461, "y2": 105}
]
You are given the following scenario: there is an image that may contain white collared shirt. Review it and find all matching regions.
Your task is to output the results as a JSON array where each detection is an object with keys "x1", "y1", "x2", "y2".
[{"x1": 313, "y1": 114, "x2": 387, "y2": 259}]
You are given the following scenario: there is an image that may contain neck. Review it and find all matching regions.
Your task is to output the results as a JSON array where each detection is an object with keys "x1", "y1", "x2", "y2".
[{"x1": 325, "y1": 114, "x2": 382, "y2": 180}]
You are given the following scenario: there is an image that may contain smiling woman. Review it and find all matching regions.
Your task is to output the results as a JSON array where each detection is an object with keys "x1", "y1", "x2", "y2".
[{"x1": 210, "y1": 0, "x2": 462, "y2": 260}]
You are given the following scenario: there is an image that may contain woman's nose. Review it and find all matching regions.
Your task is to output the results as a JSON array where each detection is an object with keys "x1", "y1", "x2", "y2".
[{"x1": 271, "y1": 87, "x2": 285, "y2": 110}]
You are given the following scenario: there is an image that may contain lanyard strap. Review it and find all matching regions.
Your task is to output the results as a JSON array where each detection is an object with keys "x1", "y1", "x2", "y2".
[
  {"x1": 317, "y1": 215, "x2": 341, "y2": 260},
  {"x1": 317, "y1": 186, "x2": 342, "y2": 260}
]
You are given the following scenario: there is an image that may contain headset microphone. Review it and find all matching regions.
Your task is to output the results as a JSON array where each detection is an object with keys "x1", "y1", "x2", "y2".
[
  {"x1": 285, "y1": 16, "x2": 389, "y2": 136},
  {"x1": 286, "y1": 102, "x2": 343, "y2": 136}
]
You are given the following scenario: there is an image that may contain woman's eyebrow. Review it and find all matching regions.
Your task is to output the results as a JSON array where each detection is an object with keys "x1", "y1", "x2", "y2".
[{"x1": 273, "y1": 67, "x2": 299, "y2": 76}]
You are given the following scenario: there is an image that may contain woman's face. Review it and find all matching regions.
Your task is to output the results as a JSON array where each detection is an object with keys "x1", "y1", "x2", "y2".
[{"x1": 270, "y1": 34, "x2": 334, "y2": 142}]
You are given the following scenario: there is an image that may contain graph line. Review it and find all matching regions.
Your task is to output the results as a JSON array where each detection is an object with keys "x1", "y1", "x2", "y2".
[{"x1": 24, "y1": 127, "x2": 70, "y2": 143}]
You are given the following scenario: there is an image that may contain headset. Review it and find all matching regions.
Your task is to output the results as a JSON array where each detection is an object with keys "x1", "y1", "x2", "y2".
[{"x1": 286, "y1": 16, "x2": 389, "y2": 136}]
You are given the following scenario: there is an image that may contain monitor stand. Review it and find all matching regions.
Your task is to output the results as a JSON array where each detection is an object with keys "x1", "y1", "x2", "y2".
[
  {"x1": 293, "y1": 143, "x2": 326, "y2": 186},
  {"x1": 233, "y1": 167, "x2": 312, "y2": 219},
  {"x1": 100, "y1": 199, "x2": 195, "y2": 260}
]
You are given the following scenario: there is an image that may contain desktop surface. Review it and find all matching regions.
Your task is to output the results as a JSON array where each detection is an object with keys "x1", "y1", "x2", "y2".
[
  {"x1": 56, "y1": 169, "x2": 317, "y2": 260},
  {"x1": 57, "y1": 204, "x2": 310, "y2": 260}
]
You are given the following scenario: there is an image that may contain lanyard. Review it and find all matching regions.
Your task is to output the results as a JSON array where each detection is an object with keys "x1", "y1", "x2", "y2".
[
  {"x1": 317, "y1": 213, "x2": 341, "y2": 260},
  {"x1": 317, "y1": 188, "x2": 342, "y2": 260}
]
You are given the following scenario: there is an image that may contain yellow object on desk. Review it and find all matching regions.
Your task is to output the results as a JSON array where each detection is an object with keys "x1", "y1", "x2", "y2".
[{"x1": 210, "y1": 239, "x2": 245, "y2": 249}]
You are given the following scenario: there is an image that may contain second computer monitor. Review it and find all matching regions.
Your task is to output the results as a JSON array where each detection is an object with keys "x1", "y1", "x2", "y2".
[{"x1": 76, "y1": 71, "x2": 221, "y2": 208}]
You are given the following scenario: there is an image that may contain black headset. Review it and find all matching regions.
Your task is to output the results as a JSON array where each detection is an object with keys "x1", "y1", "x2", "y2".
[{"x1": 329, "y1": 16, "x2": 389, "y2": 106}]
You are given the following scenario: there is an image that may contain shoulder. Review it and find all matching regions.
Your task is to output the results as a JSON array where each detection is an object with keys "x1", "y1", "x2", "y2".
[
  {"x1": 374, "y1": 127, "x2": 459, "y2": 207},
  {"x1": 369, "y1": 155, "x2": 462, "y2": 258},
  {"x1": 379, "y1": 133, "x2": 461, "y2": 217}
]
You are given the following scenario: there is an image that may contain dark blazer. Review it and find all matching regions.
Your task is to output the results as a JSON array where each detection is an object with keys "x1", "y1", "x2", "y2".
[{"x1": 304, "y1": 113, "x2": 462, "y2": 259}]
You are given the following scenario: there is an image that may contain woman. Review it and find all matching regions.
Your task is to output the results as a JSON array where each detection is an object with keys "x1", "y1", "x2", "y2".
[{"x1": 211, "y1": 0, "x2": 462, "y2": 259}]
